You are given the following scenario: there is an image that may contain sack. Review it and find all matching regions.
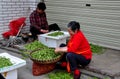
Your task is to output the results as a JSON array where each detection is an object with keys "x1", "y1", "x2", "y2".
[{"x1": 49, "y1": 23, "x2": 61, "y2": 31}]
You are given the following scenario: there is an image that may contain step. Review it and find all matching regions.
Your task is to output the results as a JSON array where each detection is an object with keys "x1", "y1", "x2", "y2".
[
  {"x1": 80, "y1": 49, "x2": 120, "y2": 79},
  {"x1": 80, "y1": 63, "x2": 120, "y2": 79}
]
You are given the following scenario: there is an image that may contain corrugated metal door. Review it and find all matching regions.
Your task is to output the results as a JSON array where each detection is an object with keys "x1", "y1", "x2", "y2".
[{"x1": 46, "y1": 0, "x2": 120, "y2": 50}]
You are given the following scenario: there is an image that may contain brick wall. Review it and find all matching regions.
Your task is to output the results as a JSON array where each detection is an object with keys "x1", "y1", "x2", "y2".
[{"x1": 0, "y1": 0, "x2": 42, "y2": 39}]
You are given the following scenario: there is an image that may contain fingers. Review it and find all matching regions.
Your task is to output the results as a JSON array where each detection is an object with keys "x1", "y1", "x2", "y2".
[{"x1": 40, "y1": 29, "x2": 49, "y2": 33}]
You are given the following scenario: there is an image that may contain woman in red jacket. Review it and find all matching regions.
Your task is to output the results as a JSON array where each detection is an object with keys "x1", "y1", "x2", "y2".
[{"x1": 55, "y1": 21, "x2": 92, "y2": 79}]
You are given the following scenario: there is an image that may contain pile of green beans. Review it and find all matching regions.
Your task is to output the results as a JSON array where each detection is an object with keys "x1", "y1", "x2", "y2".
[
  {"x1": 31, "y1": 48, "x2": 60, "y2": 61},
  {"x1": 48, "y1": 70, "x2": 73, "y2": 79},
  {"x1": 48, "y1": 31, "x2": 64, "y2": 37},
  {"x1": 0, "y1": 56, "x2": 13, "y2": 68},
  {"x1": 24, "y1": 40, "x2": 48, "y2": 51}
]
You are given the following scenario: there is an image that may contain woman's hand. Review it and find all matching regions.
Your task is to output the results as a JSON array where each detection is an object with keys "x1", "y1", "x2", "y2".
[
  {"x1": 55, "y1": 48, "x2": 61, "y2": 54},
  {"x1": 55, "y1": 47, "x2": 67, "y2": 54}
]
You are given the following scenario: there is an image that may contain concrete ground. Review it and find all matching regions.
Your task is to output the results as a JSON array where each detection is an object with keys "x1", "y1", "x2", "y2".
[
  {"x1": 0, "y1": 47, "x2": 49, "y2": 79},
  {"x1": 0, "y1": 46, "x2": 120, "y2": 79},
  {"x1": 88, "y1": 49, "x2": 120, "y2": 77},
  {"x1": 84, "y1": 48, "x2": 120, "y2": 79}
]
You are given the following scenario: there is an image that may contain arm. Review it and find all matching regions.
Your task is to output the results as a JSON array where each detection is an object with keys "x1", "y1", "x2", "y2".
[
  {"x1": 67, "y1": 34, "x2": 82, "y2": 53},
  {"x1": 30, "y1": 12, "x2": 41, "y2": 30},
  {"x1": 55, "y1": 47, "x2": 67, "y2": 54},
  {"x1": 44, "y1": 13, "x2": 49, "y2": 30},
  {"x1": 40, "y1": 13, "x2": 49, "y2": 33}
]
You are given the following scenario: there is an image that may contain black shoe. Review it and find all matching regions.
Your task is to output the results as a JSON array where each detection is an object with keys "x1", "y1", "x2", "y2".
[{"x1": 55, "y1": 62, "x2": 66, "y2": 70}]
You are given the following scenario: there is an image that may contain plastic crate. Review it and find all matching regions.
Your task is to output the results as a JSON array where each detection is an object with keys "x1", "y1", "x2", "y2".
[
  {"x1": 38, "y1": 31, "x2": 69, "y2": 48},
  {"x1": 0, "y1": 53, "x2": 26, "y2": 79}
]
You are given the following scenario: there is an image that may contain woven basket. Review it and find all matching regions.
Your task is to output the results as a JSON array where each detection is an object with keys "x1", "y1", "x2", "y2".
[
  {"x1": 30, "y1": 49, "x2": 63, "y2": 76},
  {"x1": 29, "y1": 49, "x2": 63, "y2": 64}
]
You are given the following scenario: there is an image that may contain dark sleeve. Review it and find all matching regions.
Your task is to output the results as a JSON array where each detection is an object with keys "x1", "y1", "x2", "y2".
[
  {"x1": 44, "y1": 13, "x2": 49, "y2": 30},
  {"x1": 30, "y1": 12, "x2": 41, "y2": 30}
]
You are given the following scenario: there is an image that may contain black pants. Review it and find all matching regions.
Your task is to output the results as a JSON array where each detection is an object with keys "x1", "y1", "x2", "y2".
[
  {"x1": 0, "y1": 74, "x2": 5, "y2": 79},
  {"x1": 30, "y1": 23, "x2": 61, "y2": 40},
  {"x1": 30, "y1": 26, "x2": 43, "y2": 40},
  {"x1": 66, "y1": 53, "x2": 91, "y2": 71}
]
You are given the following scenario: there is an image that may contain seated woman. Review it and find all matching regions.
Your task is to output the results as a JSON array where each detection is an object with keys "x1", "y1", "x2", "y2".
[{"x1": 54, "y1": 21, "x2": 92, "y2": 79}]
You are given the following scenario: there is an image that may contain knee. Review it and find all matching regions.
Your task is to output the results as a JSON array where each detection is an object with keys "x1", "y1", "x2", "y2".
[{"x1": 66, "y1": 53, "x2": 73, "y2": 59}]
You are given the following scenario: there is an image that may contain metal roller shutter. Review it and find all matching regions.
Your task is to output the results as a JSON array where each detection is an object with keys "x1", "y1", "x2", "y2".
[{"x1": 46, "y1": 0, "x2": 120, "y2": 50}]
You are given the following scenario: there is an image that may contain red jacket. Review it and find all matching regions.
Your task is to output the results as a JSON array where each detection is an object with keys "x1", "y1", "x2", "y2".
[{"x1": 67, "y1": 30, "x2": 92, "y2": 59}]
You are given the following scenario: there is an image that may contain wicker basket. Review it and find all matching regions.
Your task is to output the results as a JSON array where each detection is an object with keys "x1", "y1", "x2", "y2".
[
  {"x1": 29, "y1": 49, "x2": 63, "y2": 64},
  {"x1": 29, "y1": 49, "x2": 63, "y2": 76}
]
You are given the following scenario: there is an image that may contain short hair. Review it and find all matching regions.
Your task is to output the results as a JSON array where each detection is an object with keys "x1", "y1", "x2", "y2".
[
  {"x1": 37, "y1": 2, "x2": 46, "y2": 11},
  {"x1": 67, "y1": 21, "x2": 80, "y2": 32}
]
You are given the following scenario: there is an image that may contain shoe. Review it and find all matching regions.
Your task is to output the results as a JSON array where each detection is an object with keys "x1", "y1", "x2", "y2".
[
  {"x1": 55, "y1": 62, "x2": 66, "y2": 70},
  {"x1": 74, "y1": 69, "x2": 81, "y2": 79}
]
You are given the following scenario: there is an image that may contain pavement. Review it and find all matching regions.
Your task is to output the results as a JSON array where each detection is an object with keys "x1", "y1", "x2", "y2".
[
  {"x1": 0, "y1": 46, "x2": 49, "y2": 79},
  {"x1": 85, "y1": 48, "x2": 120, "y2": 78},
  {"x1": 0, "y1": 45, "x2": 120, "y2": 79}
]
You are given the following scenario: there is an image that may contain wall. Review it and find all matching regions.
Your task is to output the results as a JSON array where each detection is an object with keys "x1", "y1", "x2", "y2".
[
  {"x1": 45, "y1": 0, "x2": 120, "y2": 50},
  {"x1": 0, "y1": 0, "x2": 42, "y2": 39}
]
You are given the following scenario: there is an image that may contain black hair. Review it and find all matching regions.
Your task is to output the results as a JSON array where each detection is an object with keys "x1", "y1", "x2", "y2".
[
  {"x1": 37, "y1": 2, "x2": 46, "y2": 11},
  {"x1": 67, "y1": 21, "x2": 80, "y2": 32}
]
